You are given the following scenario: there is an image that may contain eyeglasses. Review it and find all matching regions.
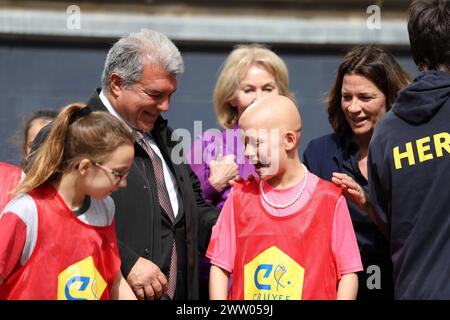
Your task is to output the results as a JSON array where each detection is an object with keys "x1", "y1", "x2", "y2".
[{"x1": 94, "y1": 162, "x2": 129, "y2": 183}]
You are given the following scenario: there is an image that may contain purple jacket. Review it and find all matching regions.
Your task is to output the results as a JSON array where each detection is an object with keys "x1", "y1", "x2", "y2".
[{"x1": 188, "y1": 124, "x2": 256, "y2": 209}]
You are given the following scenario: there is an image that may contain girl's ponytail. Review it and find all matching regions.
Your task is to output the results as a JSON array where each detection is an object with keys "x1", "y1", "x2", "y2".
[{"x1": 17, "y1": 103, "x2": 87, "y2": 194}]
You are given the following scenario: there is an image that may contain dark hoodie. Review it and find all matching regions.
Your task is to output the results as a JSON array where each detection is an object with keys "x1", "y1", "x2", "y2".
[{"x1": 368, "y1": 71, "x2": 450, "y2": 299}]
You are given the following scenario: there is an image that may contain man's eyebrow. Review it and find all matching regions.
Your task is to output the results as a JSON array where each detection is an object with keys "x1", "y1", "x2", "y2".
[{"x1": 144, "y1": 89, "x2": 162, "y2": 95}]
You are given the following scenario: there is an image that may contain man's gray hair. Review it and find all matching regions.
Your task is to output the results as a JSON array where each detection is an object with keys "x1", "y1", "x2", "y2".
[{"x1": 101, "y1": 29, "x2": 184, "y2": 92}]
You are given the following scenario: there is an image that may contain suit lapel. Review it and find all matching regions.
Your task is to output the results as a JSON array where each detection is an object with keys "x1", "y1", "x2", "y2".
[
  {"x1": 86, "y1": 89, "x2": 108, "y2": 112},
  {"x1": 151, "y1": 117, "x2": 178, "y2": 178}
]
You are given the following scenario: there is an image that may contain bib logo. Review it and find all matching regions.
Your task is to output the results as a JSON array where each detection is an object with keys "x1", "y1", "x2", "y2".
[
  {"x1": 244, "y1": 246, "x2": 304, "y2": 300},
  {"x1": 57, "y1": 256, "x2": 107, "y2": 300}
]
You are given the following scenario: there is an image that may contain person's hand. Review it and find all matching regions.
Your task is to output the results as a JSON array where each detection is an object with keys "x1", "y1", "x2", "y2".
[
  {"x1": 228, "y1": 173, "x2": 256, "y2": 188},
  {"x1": 126, "y1": 257, "x2": 168, "y2": 300},
  {"x1": 331, "y1": 172, "x2": 367, "y2": 209},
  {"x1": 208, "y1": 154, "x2": 238, "y2": 192}
]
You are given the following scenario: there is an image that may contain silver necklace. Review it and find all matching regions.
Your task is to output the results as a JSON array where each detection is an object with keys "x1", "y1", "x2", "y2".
[{"x1": 259, "y1": 164, "x2": 308, "y2": 209}]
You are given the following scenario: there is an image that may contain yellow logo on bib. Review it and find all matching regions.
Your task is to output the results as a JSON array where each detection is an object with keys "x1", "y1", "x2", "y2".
[
  {"x1": 57, "y1": 256, "x2": 107, "y2": 300},
  {"x1": 244, "y1": 246, "x2": 304, "y2": 300}
]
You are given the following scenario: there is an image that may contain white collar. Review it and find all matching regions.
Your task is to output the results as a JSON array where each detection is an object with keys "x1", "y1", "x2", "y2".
[{"x1": 99, "y1": 89, "x2": 133, "y2": 133}]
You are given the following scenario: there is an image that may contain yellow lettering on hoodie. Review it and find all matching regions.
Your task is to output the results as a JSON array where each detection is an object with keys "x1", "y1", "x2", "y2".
[
  {"x1": 393, "y1": 132, "x2": 450, "y2": 170},
  {"x1": 394, "y1": 142, "x2": 415, "y2": 170},
  {"x1": 416, "y1": 137, "x2": 433, "y2": 162},
  {"x1": 434, "y1": 132, "x2": 450, "y2": 157}
]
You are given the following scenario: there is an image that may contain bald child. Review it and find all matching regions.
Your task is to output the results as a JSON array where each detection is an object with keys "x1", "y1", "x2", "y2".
[{"x1": 206, "y1": 95, "x2": 362, "y2": 300}]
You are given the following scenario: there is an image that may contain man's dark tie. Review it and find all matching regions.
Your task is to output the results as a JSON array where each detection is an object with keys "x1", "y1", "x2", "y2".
[{"x1": 134, "y1": 130, "x2": 177, "y2": 299}]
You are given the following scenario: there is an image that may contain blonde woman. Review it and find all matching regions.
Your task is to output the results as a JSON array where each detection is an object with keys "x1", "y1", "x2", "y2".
[{"x1": 0, "y1": 104, "x2": 136, "y2": 299}]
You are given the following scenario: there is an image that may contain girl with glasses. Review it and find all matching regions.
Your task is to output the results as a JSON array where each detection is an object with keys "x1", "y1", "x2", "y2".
[{"x1": 0, "y1": 103, "x2": 136, "y2": 300}]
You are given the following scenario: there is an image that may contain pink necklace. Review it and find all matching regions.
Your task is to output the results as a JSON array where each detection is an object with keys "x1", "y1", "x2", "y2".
[{"x1": 259, "y1": 164, "x2": 308, "y2": 209}]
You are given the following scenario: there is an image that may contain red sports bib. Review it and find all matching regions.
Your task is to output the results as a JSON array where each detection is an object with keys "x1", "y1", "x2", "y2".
[
  {"x1": 230, "y1": 179, "x2": 341, "y2": 300},
  {"x1": 0, "y1": 184, "x2": 120, "y2": 300}
]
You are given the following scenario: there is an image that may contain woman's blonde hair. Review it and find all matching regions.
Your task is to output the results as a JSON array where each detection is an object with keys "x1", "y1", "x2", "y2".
[
  {"x1": 213, "y1": 44, "x2": 295, "y2": 129},
  {"x1": 17, "y1": 103, "x2": 134, "y2": 194}
]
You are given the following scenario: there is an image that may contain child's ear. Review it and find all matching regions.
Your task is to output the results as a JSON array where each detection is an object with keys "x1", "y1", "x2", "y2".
[
  {"x1": 77, "y1": 159, "x2": 92, "y2": 176},
  {"x1": 285, "y1": 130, "x2": 297, "y2": 151}
]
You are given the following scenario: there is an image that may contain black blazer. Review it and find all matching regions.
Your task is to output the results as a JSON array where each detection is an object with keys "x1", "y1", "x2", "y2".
[{"x1": 303, "y1": 133, "x2": 343, "y2": 181}]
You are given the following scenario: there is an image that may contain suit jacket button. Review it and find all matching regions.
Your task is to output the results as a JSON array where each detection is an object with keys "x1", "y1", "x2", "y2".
[{"x1": 144, "y1": 248, "x2": 151, "y2": 255}]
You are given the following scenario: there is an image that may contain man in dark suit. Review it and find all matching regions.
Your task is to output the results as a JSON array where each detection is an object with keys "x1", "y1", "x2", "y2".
[
  {"x1": 97, "y1": 29, "x2": 220, "y2": 300},
  {"x1": 33, "y1": 29, "x2": 219, "y2": 300}
]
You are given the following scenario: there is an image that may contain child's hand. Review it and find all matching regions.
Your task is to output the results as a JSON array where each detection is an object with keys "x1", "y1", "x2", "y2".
[{"x1": 332, "y1": 172, "x2": 367, "y2": 209}]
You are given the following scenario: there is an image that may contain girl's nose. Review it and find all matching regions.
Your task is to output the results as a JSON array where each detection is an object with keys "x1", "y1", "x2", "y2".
[{"x1": 118, "y1": 178, "x2": 127, "y2": 188}]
